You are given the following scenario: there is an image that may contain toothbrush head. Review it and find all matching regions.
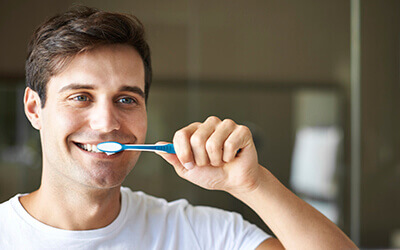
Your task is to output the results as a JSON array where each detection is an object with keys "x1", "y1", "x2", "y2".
[{"x1": 97, "y1": 141, "x2": 124, "y2": 154}]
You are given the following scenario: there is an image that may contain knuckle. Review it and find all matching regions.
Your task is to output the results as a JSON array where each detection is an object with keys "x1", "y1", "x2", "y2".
[
  {"x1": 190, "y1": 134, "x2": 204, "y2": 147},
  {"x1": 205, "y1": 116, "x2": 221, "y2": 124},
  {"x1": 222, "y1": 118, "x2": 235, "y2": 128},
  {"x1": 174, "y1": 130, "x2": 188, "y2": 141},
  {"x1": 238, "y1": 125, "x2": 251, "y2": 135},
  {"x1": 192, "y1": 122, "x2": 202, "y2": 127}
]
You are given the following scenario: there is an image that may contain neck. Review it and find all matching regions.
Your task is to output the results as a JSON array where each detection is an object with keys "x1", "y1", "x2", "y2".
[{"x1": 19, "y1": 182, "x2": 122, "y2": 230}]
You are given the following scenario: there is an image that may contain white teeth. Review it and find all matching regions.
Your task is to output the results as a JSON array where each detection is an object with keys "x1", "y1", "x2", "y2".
[{"x1": 78, "y1": 143, "x2": 102, "y2": 153}]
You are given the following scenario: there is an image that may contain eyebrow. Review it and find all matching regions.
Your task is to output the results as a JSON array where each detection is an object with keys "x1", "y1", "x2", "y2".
[
  {"x1": 119, "y1": 86, "x2": 145, "y2": 99},
  {"x1": 58, "y1": 83, "x2": 145, "y2": 99},
  {"x1": 59, "y1": 84, "x2": 94, "y2": 93}
]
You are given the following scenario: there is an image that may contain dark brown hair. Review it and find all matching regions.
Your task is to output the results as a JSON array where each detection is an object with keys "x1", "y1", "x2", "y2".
[{"x1": 26, "y1": 6, "x2": 152, "y2": 107}]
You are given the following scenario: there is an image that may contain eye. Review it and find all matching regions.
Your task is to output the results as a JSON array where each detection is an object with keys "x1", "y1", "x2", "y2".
[
  {"x1": 67, "y1": 94, "x2": 92, "y2": 107},
  {"x1": 117, "y1": 97, "x2": 137, "y2": 105},
  {"x1": 72, "y1": 95, "x2": 89, "y2": 102}
]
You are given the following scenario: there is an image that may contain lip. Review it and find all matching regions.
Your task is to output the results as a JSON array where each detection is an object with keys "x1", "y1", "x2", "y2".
[{"x1": 73, "y1": 142, "x2": 123, "y2": 159}]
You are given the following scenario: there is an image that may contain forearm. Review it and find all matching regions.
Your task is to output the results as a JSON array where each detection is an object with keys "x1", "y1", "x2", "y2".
[{"x1": 230, "y1": 166, "x2": 357, "y2": 250}]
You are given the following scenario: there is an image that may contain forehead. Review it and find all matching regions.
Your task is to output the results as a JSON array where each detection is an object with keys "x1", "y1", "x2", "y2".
[{"x1": 47, "y1": 44, "x2": 145, "y2": 93}]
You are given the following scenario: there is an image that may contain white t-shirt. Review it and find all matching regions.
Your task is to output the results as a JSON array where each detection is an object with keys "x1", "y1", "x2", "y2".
[{"x1": 0, "y1": 187, "x2": 270, "y2": 249}]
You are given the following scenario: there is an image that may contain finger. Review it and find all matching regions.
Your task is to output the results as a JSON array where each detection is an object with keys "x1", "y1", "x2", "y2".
[
  {"x1": 206, "y1": 119, "x2": 236, "y2": 166},
  {"x1": 173, "y1": 122, "x2": 200, "y2": 170},
  {"x1": 155, "y1": 141, "x2": 187, "y2": 175},
  {"x1": 190, "y1": 116, "x2": 221, "y2": 166},
  {"x1": 223, "y1": 125, "x2": 253, "y2": 163}
]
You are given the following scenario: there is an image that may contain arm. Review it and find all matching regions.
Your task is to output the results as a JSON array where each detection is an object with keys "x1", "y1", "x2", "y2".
[
  {"x1": 234, "y1": 166, "x2": 356, "y2": 249},
  {"x1": 156, "y1": 116, "x2": 357, "y2": 249}
]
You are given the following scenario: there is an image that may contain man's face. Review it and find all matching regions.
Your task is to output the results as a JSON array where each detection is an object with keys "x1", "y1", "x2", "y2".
[{"x1": 34, "y1": 44, "x2": 147, "y2": 189}]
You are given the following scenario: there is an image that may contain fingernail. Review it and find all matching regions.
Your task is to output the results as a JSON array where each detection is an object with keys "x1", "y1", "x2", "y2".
[{"x1": 184, "y1": 162, "x2": 195, "y2": 170}]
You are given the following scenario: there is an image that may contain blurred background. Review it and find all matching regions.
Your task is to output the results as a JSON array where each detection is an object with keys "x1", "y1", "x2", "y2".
[{"x1": 0, "y1": 0, "x2": 399, "y2": 248}]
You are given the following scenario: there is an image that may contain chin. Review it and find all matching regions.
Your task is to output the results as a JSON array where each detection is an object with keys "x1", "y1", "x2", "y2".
[
  {"x1": 76, "y1": 165, "x2": 129, "y2": 190},
  {"x1": 83, "y1": 177, "x2": 125, "y2": 190}
]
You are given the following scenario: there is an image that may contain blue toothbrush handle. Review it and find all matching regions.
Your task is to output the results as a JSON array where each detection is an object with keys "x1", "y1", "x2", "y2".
[
  {"x1": 123, "y1": 144, "x2": 176, "y2": 154},
  {"x1": 156, "y1": 144, "x2": 176, "y2": 154}
]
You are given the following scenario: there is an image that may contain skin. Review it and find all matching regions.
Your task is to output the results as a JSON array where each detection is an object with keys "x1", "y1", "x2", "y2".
[
  {"x1": 22, "y1": 44, "x2": 147, "y2": 230},
  {"x1": 22, "y1": 43, "x2": 357, "y2": 249}
]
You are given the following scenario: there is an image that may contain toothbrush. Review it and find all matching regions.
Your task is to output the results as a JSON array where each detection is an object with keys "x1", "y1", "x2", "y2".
[{"x1": 97, "y1": 141, "x2": 176, "y2": 154}]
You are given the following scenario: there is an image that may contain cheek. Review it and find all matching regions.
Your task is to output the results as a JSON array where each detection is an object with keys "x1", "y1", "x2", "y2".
[
  {"x1": 43, "y1": 106, "x2": 85, "y2": 136},
  {"x1": 139, "y1": 119, "x2": 147, "y2": 140},
  {"x1": 136, "y1": 114, "x2": 147, "y2": 137},
  {"x1": 125, "y1": 110, "x2": 147, "y2": 140}
]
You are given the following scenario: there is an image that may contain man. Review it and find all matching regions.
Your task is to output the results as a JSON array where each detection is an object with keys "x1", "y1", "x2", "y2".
[{"x1": 0, "y1": 6, "x2": 356, "y2": 249}]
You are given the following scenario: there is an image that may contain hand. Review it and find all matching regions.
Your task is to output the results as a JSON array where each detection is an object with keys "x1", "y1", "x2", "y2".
[
  {"x1": 156, "y1": 116, "x2": 262, "y2": 195},
  {"x1": 158, "y1": 117, "x2": 357, "y2": 250}
]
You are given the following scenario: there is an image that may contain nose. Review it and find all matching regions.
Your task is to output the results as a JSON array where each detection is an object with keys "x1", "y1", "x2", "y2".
[{"x1": 89, "y1": 101, "x2": 121, "y2": 133}]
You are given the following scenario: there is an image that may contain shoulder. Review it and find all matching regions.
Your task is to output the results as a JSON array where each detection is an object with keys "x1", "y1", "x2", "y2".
[
  {"x1": 0, "y1": 195, "x2": 18, "y2": 215},
  {"x1": 0, "y1": 194, "x2": 24, "y2": 244}
]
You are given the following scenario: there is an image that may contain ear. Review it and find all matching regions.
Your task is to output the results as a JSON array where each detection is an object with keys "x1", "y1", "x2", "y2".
[{"x1": 24, "y1": 87, "x2": 42, "y2": 130}]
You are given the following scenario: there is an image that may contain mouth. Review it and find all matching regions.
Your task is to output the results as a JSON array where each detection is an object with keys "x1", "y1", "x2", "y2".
[{"x1": 74, "y1": 142, "x2": 120, "y2": 156}]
